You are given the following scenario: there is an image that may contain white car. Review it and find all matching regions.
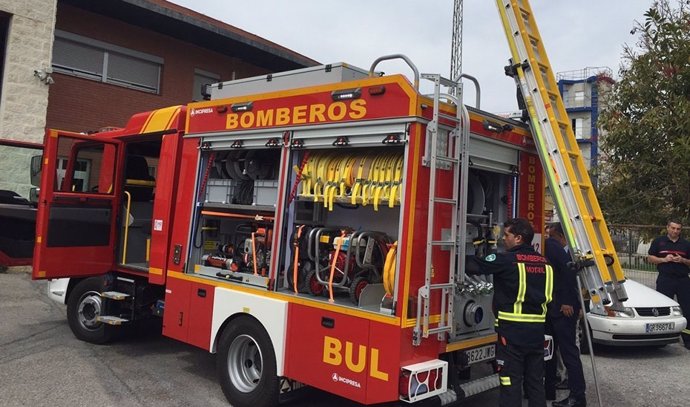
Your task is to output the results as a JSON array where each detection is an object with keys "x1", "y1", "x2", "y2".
[{"x1": 583, "y1": 279, "x2": 686, "y2": 348}]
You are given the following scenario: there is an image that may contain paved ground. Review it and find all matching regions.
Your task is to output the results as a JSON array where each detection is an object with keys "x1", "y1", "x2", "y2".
[{"x1": 1, "y1": 270, "x2": 689, "y2": 407}]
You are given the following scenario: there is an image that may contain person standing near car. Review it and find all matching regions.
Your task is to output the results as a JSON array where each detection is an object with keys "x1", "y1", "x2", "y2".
[
  {"x1": 466, "y1": 218, "x2": 553, "y2": 407},
  {"x1": 647, "y1": 220, "x2": 690, "y2": 349},
  {"x1": 544, "y1": 223, "x2": 586, "y2": 407}
]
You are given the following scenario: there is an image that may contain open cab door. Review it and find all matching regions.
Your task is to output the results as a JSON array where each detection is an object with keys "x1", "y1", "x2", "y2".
[{"x1": 33, "y1": 130, "x2": 121, "y2": 280}]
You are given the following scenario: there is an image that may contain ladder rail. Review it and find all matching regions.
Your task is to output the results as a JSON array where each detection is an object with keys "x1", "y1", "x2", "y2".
[
  {"x1": 455, "y1": 96, "x2": 471, "y2": 288},
  {"x1": 414, "y1": 74, "x2": 464, "y2": 345},
  {"x1": 496, "y1": 0, "x2": 627, "y2": 315}
]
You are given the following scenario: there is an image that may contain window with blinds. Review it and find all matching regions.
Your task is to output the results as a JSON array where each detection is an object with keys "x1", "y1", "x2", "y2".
[{"x1": 52, "y1": 31, "x2": 162, "y2": 94}]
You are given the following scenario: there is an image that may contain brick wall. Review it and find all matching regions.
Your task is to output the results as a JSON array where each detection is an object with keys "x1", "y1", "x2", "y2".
[{"x1": 47, "y1": 4, "x2": 270, "y2": 133}]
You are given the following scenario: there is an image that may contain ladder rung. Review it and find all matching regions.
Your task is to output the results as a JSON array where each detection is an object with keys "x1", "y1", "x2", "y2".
[
  {"x1": 427, "y1": 326, "x2": 452, "y2": 335},
  {"x1": 96, "y1": 316, "x2": 129, "y2": 325},
  {"x1": 432, "y1": 197, "x2": 457, "y2": 205},
  {"x1": 518, "y1": 7, "x2": 530, "y2": 17},
  {"x1": 431, "y1": 240, "x2": 456, "y2": 246},
  {"x1": 438, "y1": 76, "x2": 458, "y2": 88},
  {"x1": 422, "y1": 74, "x2": 458, "y2": 88},
  {"x1": 436, "y1": 156, "x2": 459, "y2": 164},
  {"x1": 567, "y1": 150, "x2": 580, "y2": 158},
  {"x1": 537, "y1": 62, "x2": 550, "y2": 72},
  {"x1": 429, "y1": 283, "x2": 454, "y2": 290},
  {"x1": 439, "y1": 113, "x2": 461, "y2": 122},
  {"x1": 101, "y1": 291, "x2": 130, "y2": 300}
]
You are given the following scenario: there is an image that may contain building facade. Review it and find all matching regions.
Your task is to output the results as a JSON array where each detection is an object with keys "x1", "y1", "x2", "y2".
[
  {"x1": 557, "y1": 67, "x2": 614, "y2": 188},
  {"x1": 0, "y1": 0, "x2": 317, "y2": 198},
  {"x1": 0, "y1": 0, "x2": 56, "y2": 143},
  {"x1": 0, "y1": 0, "x2": 57, "y2": 197}
]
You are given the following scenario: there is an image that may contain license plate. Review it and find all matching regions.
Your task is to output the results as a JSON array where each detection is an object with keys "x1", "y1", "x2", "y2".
[
  {"x1": 645, "y1": 322, "x2": 675, "y2": 333},
  {"x1": 464, "y1": 344, "x2": 496, "y2": 365}
]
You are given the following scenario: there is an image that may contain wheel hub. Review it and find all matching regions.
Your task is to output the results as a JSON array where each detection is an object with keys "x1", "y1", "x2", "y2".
[
  {"x1": 227, "y1": 334, "x2": 263, "y2": 393},
  {"x1": 77, "y1": 292, "x2": 102, "y2": 330}
]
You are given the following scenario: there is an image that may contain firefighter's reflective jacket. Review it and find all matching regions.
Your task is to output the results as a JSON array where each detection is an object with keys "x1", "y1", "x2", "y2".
[{"x1": 467, "y1": 243, "x2": 553, "y2": 347}]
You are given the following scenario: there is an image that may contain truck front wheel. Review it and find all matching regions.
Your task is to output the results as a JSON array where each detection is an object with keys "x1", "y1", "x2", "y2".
[
  {"x1": 217, "y1": 316, "x2": 279, "y2": 407},
  {"x1": 66, "y1": 277, "x2": 114, "y2": 344}
]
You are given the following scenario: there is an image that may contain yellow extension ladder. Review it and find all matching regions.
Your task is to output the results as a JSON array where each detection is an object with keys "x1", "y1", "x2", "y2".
[{"x1": 495, "y1": 0, "x2": 628, "y2": 314}]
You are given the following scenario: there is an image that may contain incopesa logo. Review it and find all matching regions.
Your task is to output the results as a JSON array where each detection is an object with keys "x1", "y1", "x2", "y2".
[
  {"x1": 226, "y1": 100, "x2": 367, "y2": 129},
  {"x1": 190, "y1": 107, "x2": 214, "y2": 116},
  {"x1": 331, "y1": 372, "x2": 362, "y2": 389}
]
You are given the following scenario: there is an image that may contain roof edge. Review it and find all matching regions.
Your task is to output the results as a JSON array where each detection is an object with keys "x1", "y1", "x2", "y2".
[{"x1": 123, "y1": 0, "x2": 319, "y2": 67}]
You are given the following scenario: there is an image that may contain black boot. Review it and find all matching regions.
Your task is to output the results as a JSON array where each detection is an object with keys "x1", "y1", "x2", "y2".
[
  {"x1": 552, "y1": 395, "x2": 586, "y2": 407},
  {"x1": 545, "y1": 389, "x2": 556, "y2": 401}
]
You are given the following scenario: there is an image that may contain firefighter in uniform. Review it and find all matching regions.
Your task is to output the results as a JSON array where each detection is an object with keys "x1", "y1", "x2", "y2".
[
  {"x1": 544, "y1": 223, "x2": 586, "y2": 407},
  {"x1": 647, "y1": 220, "x2": 690, "y2": 348},
  {"x1": 466, "y1": 218, "x2": 553, "y2": 407}
]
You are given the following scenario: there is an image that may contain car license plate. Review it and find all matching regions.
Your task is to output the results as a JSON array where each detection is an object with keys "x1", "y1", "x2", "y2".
[
  {"x1": 645, "y1": 322, "x2": 675, "y2": 333},
  {"x1": 464, "y1": 344, "x2": 496, "y2": 365}
]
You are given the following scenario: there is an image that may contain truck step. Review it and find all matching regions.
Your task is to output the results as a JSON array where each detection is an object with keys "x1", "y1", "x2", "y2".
[
  {"x1": 101, "y1": 291, "x2": 130, "y2": 300},
  {"x1": 458, "y1": 373, "x2": 499, "y2": 399},
  {"x1": 96, "y1": 316, "x2": 129, "y2": 325}
]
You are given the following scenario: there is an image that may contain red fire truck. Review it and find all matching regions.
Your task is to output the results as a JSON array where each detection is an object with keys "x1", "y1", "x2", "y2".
[{"x1": 33, "y1": 56, "x2": 547, "y2": 405}]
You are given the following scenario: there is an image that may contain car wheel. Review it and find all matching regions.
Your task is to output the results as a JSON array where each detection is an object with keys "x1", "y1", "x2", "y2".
[
  {"x1": 217, "y1": 316, "x2": 279, "y2": 407},
  {"x1": 66, "y1": 277, "x2": 114, "y2": 344},
  {"x1": 577, "y1": 317, "x2": 593, "y2": 355}
]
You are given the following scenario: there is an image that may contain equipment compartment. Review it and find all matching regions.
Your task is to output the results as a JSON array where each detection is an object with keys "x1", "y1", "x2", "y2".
[
  {"x1": 280, "y1": 146, "x2": 405, "y2": 314},
  {"x1": 189, "y1": 148, "x2": 280, "y2": 288},
  {"x1": 203, "y1": 149, "x2": 280, "y2": 208},
  {"x1": 190, "y1": 210, "x2": 275, "y2": 288}
]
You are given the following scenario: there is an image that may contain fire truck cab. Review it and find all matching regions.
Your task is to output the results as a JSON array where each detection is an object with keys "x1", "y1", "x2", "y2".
[{"x1": 33, "y1": 56, "x2": 546, "y2": 406}]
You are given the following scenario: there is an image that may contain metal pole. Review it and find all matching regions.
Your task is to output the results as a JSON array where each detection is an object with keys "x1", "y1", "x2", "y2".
[{"x1": 577, "y1": 274, "x2": 603, "y2": 407}]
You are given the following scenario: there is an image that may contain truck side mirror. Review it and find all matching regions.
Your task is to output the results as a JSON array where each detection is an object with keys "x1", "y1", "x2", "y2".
[
  {"x1": 30, "y1": 155, "x2": 42, "y2": 186},
  {"x1": 29, "y1": 187, "x2": 40, "y2": 205}
]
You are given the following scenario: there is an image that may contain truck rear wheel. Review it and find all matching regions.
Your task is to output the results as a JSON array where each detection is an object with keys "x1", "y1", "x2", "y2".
[
  {"x1": 66, "y1": 277, "x2": 114, "y2": 344},
  {"x1": 217, "y1": 316, "x2": 278, "y2": 407}
]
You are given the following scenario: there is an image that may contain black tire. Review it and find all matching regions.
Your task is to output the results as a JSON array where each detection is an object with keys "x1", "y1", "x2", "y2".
[
  {"x1": 577, "y1": 317, "x2": 593, "y2": 355},
  {"x1": 66, "y1": 277, "x2": 115, "y2": 344},
  {"x1": 349, "y1": 276, "x2": 369, "y2": 305},
  {"x1": 287, "y1": 261, "x2": 313, "y2": 293},
  {"x1": 217, "y1": 316, "x2": 279, "y2": 407}
]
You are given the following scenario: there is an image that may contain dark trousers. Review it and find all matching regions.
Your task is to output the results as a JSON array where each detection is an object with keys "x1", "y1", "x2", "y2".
[
  {"x1": 545, "y1": 315, "x2": 586, "y2": 398},
  {"x1": 497, "y1": 335, "x2": 545, "y2": 407},
  {"x1": 656, "y1": 273, "x2": 690, "y2": 346}
]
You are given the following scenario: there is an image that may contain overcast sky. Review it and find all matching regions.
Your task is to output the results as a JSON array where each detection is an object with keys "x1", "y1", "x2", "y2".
[{"x1": 168, "y1": 0, "x2": 654, "y2": 113}]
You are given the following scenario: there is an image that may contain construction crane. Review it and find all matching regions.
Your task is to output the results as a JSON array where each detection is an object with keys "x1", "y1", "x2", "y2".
[
  {"x1": 450, "y1": 0, "x2": 463, "y2": 94},
  {"x1": 450, "y1": 1, "x2": 481, "y2": 108}
]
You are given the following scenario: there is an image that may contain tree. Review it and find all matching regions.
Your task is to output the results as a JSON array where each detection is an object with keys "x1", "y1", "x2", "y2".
[{"x1": 598, "y1": 0, "x2": 690, "y2": 225}]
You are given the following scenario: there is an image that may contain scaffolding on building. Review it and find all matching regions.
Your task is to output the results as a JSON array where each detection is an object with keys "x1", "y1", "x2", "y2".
[{"x1": 557, "y1": 66, "x2": 613, "y2": 82}]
